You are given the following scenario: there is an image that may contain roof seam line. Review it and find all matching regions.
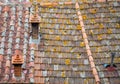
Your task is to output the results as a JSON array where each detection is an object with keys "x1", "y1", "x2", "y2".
[{"x1": 75, "y1": 2, "x2": 100, "y2": 84}]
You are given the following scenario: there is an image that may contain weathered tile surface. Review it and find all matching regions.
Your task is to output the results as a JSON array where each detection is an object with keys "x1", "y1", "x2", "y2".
[
  {"x1": 35, "y1": 3, "x2": 94, "y2": 84},
  {"x1": 79, "y1": 1, "x2": 120, "y2": 84},
  {"x1": 0, "y1": 1, "x2": 31, "y2": 83},
  {"x1": 0, "y1": 0, "x2": 120, "y2": 84}
]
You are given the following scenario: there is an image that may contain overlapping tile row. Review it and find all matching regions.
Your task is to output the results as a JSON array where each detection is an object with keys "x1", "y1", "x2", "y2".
[
  {"x1": 30, "y1": 0, "x2": 120, "y2": 3},
  {"x1": 4, "y1": 5, "x2": 15, "y2": 83},
  {"x1": 0, "y1": 5, "x2": 31, "y2": 83},
  {"x1": 78, "y1": 1, "x2": 120, "y2": 84},
  {"x1": 34, "y1": 4, "x2": 97, "y2": 84},
  {"x1": 0, "y1": 5, "x2": 7, "y2": 82},
  {"x1": 0, "y1": 0, "x2": 28, "y2": 3}
]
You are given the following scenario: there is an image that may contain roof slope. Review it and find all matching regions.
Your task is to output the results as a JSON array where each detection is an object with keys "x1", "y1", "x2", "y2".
[
  {"x1": 34, "y1": 1, "x2": 120, "y2": 84},
  {"x1": 78, "y1": 1, "x2": 120, "y2": 84},
  {"x1": 35, "y1": 4, "x2": 95, "y2": 84},
  {"x1": 0, "y1": 3, "x2": 33, "y2": 83},
  {"x1": 0, "y1": 0, "x2": 119, "y2": 84}
]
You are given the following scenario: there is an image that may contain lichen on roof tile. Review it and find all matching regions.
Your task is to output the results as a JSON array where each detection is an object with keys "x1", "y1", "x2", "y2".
[{"x1": 0, "y1": 0, "x2": 119, "y2": 84}]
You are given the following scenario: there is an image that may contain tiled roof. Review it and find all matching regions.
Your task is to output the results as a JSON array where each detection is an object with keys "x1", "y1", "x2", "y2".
[
  {"x1": 0, "y1": 0, "x2": 120, "y2": 84},
  {"x1": 0, "y1": 3, "x2": 31, "y2": 83},
  {"x1": 34, "y1": 1, "x2": 120, "y2": 84},
  {"x1": 35, "y1": 3, "x2": 95, "y2": 84},
  {"x1": 78, "y1": 1, "x2": 120, "y2": 84}
]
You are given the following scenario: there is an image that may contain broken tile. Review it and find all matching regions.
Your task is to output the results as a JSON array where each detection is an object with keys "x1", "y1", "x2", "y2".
[
  {"x1": 7, "y1": 48, "x2": 12, "y2": 54},
  {"x1": 1, "y1": 32, "x2": 6, "y2": 36},
  {"x1": 30, "y1": 50, "x2": 34, "y2": 55},
  {"x1": 30, "y1": 77, "x2": 34, "y2": 83},
  {"x1": 10, "y1": 21, "x2": 14, "y2": 26},
  {"x1": 54, "y1": 65, "x2": 58, "y2": 70},
  {"x1": 0, "y1": 48, "x2": 4, "y2": 55},
  {"x1": 30, "y1": 56, "x2": 34, "y2": 62},
  {"x1": 0, "y1": 42, "x2": 4, "y2": 48},
  {"x1": 72, "y1": 67, "x2": 77, "y2": 71},
  {"x1": 5, "y1": 61, "x2": 10, "y2": 68},
  {"x1": 9, "y1": 32, "x2": 13, "y2": 37},
  {"x1": 80, "y1": 71, "x2": 85, "y2": 78},
  {"x1": 8, "y1": 38, "x2": 12, "y2": 43},
  {"x1": 42, "y1": 70, "x2": 47, "y2": 76},
  {"x1": 23, "y1": 43, "x2": 28, "y2": 49},
  {"x1": 4, "y1": 74, "x2": 9, "y2": 81},
  {"x1": 4, "y1": 12, "x2": 8, "y2": 17},
  {"x1": 103, "y1": 78, "x2": 109, "y2": 84},
  {"x1": 24, "y1": 32, "x2": 28, "y2": 38},
  {"x1": 24, "y1": 38, "x2": 28, "y2": 43},
  {"x1": 84, "y1": 59, "x2": 89, "y2": 65},
  {"x1": 22, "y1": 63, "x2": 26, "y2": 69},
  {"x1": 29, "y1": 62, "x2": 34, "y2": 67},
  {"x1": 99, "y1": 72, "x2": 105, "y2": 78},
  {"x1": 16, "y1": 38, "x2": 20, "y2": 43},
  {"x1": 15, "y1": 44, "x2": 20, "y2": 49},
  {"x1": 23, "y1": 49, "x2": 27, "y2": 55}
]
